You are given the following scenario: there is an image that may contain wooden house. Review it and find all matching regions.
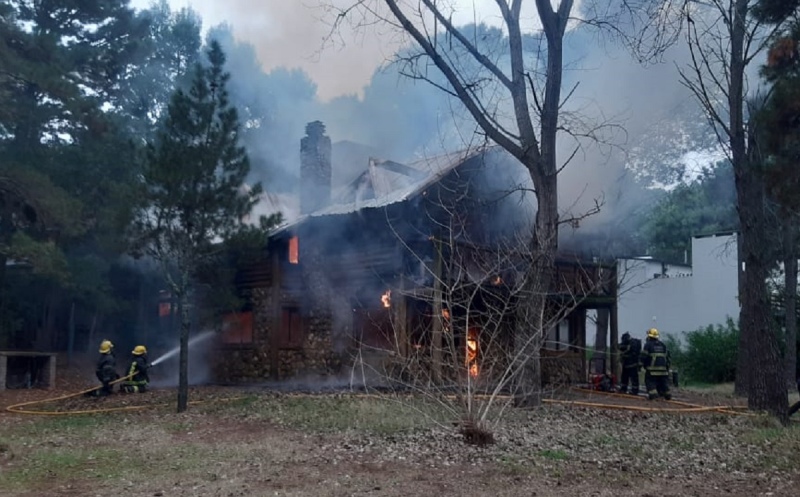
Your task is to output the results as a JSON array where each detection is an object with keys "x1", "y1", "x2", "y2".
[{"x1": 211, "y1": 121, "x2": 618, "y2": 387}]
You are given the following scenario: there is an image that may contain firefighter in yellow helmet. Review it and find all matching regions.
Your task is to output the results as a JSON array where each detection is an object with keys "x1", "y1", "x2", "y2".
[
  {"x1": 639, "y1": 328, "x2": 672, "y2": 400},
  {"x1": 120, "y1": 345, "x2": 151, "y2": 393},
  {"x1": 93, "y1": 339, "x2": 119, "y2": 396}
]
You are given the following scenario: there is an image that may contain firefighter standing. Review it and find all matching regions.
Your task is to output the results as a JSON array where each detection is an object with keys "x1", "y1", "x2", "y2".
[
  {"x1": 640, "y1": 328, "x2": 672, "y2": 400},
  {"x1": 121, "y1": 345, "x2": 151, "y2": 393},
  {"x1": 618, "y1": 332, "x2": 641, "y2": 395},
  {"x1": 94, "y1": 339, "x2": 118, "y2": 396}
]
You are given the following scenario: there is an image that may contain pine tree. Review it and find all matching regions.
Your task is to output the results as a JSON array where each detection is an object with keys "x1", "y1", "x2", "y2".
[
  {"x1": 132, "y1": 40, "x2": 265, "y2": 412},
  {"x1": 753, "y1": 1, "x2": 800, "y2": 396}
]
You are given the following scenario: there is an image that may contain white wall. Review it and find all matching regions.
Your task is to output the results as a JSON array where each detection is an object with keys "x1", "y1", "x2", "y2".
[{"x1": 616, "y1": 233, "x2": 739, "y2": 342}]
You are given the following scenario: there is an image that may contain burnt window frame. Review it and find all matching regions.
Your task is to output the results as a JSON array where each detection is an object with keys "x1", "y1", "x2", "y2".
[{"x1": 279, "y1": 306, "x2": 305, "y2": 349}]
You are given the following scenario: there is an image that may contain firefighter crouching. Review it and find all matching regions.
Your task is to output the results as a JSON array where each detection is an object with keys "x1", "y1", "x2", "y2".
[
  {"x1": 121, "y1": 345, "x2": 151, "y2": 393},
  {"x1": 640, "y1": 328, "x2": 672, "y2": 400},
  {"x1": 618, "y1": 332, "x2": 641, "y2": 395},
  {"x1": 91, "y1": 339, "x2": 119, "y2": 397}
]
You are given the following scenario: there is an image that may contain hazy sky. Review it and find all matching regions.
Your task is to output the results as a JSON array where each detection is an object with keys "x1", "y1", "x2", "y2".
[{"x1": 129, "y1": 0, "x2": 533, "y2": 101}]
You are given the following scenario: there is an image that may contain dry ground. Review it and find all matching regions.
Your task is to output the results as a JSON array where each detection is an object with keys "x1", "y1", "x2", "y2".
[{"x1": 1, "y1": 363, "x2": 799, "y2": 496}]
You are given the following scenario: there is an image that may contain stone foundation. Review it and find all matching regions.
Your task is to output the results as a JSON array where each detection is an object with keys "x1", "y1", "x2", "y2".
[{"x1": 541, "y1": 352, "x2": 584, "y2": 387}]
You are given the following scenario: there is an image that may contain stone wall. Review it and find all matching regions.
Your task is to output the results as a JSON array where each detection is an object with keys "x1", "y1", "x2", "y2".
[
  {"x1": 212, "y1": 287, "x2": 274, "y2": 383},
  {"x1": 541, "y1": 352, "x2": 584, "y2": 387},
  {"x1": 213, "y1": 252, "x2": 354, "y2": 383}
]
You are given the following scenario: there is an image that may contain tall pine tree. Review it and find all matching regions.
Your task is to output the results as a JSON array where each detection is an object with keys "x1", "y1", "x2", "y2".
[
  {"x1": 753, "y1": 0, "x2": 800, "y2": 394},
  {"x1": 131, "y1": 40, "x2": 265, "y2": 412}
]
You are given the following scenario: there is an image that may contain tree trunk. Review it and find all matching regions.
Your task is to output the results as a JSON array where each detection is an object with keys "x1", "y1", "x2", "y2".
[
  {"x1": 735, "y1": 129, "x2": 788, "y2": 421},
  {"x1": 514, "y1": 173, "x2": 558, "y2": 407},
  {"x1": 177, "y1": 288, "x2": 191, "y2": 413},
  {"x1": 67, "y1": 301, "x2": 75, "y2": 367},
  {"x1": 783, "y1": 218, "x2": 797, "y2": 389},
  {"x1": 735, "y1": 232, "x2": 748, "y2": 396},
  {"x1": 0, "y1": 253, "x2": 7, "y2": 348},
  {"x1": 86, "y1": 313, "x2": 99, "y2": 353},
  {"x1": 594, "y1": 308, "x2": 609, "y2": 372}
]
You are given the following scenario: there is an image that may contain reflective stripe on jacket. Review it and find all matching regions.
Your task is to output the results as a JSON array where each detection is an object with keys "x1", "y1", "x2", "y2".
[{"x1": 640, "y1": 339, "x2": 670, "y2": 376}]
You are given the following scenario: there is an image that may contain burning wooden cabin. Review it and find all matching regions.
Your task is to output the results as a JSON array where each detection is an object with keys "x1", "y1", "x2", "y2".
[{"x1": 212, "y1": 121, "x2": 618, "y2": 387}]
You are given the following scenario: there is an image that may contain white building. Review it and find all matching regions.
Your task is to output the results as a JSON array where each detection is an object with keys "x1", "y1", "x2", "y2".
[{"x1": 617, "y1": 232, "x2": 739, "y2": 341}]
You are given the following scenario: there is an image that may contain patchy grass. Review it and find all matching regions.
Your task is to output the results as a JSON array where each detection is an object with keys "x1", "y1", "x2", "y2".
[
  {"x1": 2, "y1": 388, "x2": 800, "y2": 497},
  {"x1": 681, "y1": 381, "x2": 737, "y2": 395},
  {"x1": 231, "y1": 395, "x2": 449, "y2": 435},
  {"x1": 538, "y1": 449, "x2": 568, "y2": 461}
]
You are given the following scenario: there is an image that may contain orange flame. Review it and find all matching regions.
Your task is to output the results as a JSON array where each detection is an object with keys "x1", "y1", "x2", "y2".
[
  {"x1": 466, "y1": 328, "x2": 479, "y2": 378},
  {"x1": 381, "y1": 290, "x2": 391, "y2": 308},
  {"x1": 288, "y1": 236, "x2": 299, "y2": 264}
]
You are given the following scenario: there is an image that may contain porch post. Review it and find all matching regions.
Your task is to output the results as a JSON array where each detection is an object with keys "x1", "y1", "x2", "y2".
[
  {"x1": 431, "y1": 238, "x2": 443, "y2": 383},
  {"x1": 393, "y1": 273, "x2": 409, "y2": 358},
  {"x1": 610, "y1": 303, "x2": 620, "y2": 381},
  {"x1": 269, "y1": 250, "x2": 281, "y2": 380}
]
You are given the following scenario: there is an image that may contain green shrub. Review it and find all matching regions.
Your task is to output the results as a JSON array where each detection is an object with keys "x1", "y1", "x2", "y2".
[{"x1": 670, "y1": 318, "x2": 739, "y2": 384}]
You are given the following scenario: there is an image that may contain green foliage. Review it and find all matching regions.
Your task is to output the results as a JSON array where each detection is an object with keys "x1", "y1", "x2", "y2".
[
  {"x1": 641, "y1": 161, "x2": 738, "y2": 263},
  {"x1": 132, "y1": 40, "x2": 264, "y2": 283},
  {"x1": 668, "y1": 318, "x2": 740, "y2": 384},
  {"x1": 753, "y1": 18, "x2": 800, "y2": 213}
]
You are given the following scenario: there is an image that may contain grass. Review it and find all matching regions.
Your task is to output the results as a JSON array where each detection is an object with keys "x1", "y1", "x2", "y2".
[
  {"x1": 234, "y1": 395, "x2": 449, "y2": 434},
  {"x1": 538, "y1": 449, "x2": 568, "y2": 461},
  {"x1": 3, "y1": 389, "x2": 800, "y2": 496}
]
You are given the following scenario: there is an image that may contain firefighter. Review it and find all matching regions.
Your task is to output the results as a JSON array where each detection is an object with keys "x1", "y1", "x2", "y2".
[
  {"x1": 640, "y1": 328, "x2": 672, "y2": 400},
  {"x1": 120, "y1": 345, "x2": 151, "y2": 393},
  {"x1": 93, "y1": 339, "x2": 118, "y2": 396},
  {"x1": 618, "y1": 332, "x2": 641, "y2": 395}
]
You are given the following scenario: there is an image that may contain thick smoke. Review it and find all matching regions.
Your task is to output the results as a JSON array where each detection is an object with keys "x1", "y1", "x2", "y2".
[{"x1": 207, "y1": 22, "x2": 717, "y2": 251}]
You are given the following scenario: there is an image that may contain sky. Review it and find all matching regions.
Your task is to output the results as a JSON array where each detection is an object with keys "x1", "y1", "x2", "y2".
[{"x1": 128, "y1": 0, "x2": 533, "y2": 101}]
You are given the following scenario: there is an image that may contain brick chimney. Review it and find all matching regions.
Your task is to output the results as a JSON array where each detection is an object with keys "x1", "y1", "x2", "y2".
[{"x1": 300, "y1": 120, "x2": 332, "y2": 214}]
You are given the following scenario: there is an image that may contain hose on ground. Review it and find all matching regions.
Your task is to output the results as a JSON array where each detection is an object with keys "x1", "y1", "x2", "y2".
[
  {"x1": 3, "y1": 373, "x2": 244, "y2": 415},
  {"x1": 569, "y1": 387, "x2": 754, "y2": 416},
  {"x1": 5, "y1": 382, "x2": 755, "y2": 417}
]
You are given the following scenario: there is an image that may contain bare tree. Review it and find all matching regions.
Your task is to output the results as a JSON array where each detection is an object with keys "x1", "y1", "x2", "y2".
[
  {"x1": 675, "y1": 0, "x2": 791, "y2": 420},
  {"x1": 346, "y1": 151, "x2": 614, "y2": 441},
  {"x1": 323, "y1": 0, "x2": 673, "y2": 407}
]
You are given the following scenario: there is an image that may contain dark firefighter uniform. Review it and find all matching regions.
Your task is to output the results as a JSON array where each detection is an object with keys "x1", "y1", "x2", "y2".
[
  {"x1": 94, "y1": 340, "x2": 118, "y2": 396},
  {"x1": 640, "y1": 328, "x2": 672, "y2": 400},
  {"x1": 618, "y1": 332, "x2": 641, "y2": 395},
  {"x1": 121, "y1": 345, "x2": 150, "y2": 393}
]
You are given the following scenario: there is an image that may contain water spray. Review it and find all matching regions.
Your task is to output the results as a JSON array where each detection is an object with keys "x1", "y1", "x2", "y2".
[{"x1": 151, "y1": 329, "x2": 217, "y2": 366}]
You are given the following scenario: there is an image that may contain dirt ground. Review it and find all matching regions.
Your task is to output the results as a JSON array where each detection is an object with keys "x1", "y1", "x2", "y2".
[{"x1": 2, "y1": 360, "x2": 799, "y2": 497}]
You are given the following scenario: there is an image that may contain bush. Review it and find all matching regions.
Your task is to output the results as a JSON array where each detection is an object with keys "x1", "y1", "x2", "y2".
[{"x1": 668, "y1": 318, "x2": 739, "y2": 384}]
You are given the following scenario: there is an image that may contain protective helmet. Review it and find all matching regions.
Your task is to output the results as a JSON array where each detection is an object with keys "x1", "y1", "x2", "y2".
[
  {"x1": 132, "y1": 345, "x2": 147, "y2": 356},
  {"x1": 647, "y1": 328, "x2": 659, "y2": 339},
  {"x1": 99, "y1": 340, "x2": 114, "y2": 354}
]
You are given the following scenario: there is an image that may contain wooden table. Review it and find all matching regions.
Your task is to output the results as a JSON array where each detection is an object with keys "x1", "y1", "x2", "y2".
[{"x1": 0, "y1": 351, "x2": 57, "y2": 391}]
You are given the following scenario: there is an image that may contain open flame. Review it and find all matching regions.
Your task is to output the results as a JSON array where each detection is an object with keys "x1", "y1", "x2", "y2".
[
  {"x1": 288, "y1": 236, "x2": 299, "y2": 264},
  {"x1": 466, "y1": 328, "x2": 479, "y2": 378},
  {"x1": 381, "y1": 290, "x2": 391, "y2": 308}
]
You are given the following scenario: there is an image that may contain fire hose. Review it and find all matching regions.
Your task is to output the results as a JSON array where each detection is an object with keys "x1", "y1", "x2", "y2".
[
  {"x1": 562, "y1": 387, "x2": 754, "y2": 416},
  {"x1": 5, "y1": 380, "x2": 755, "y2": 417},
  {"x1": 4, "y1": 373, "x2": 245, "y2": 416}
]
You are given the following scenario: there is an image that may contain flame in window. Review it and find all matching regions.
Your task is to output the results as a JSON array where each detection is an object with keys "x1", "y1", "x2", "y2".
[
  {"x1": 381, "y1": 290, "x2": 391, "y2": 308},
  {"x1": 288, "y1": 236, "x2": 299, "y2": 264},
  {"x1": 466, "y1": 328, "x2": 479, "y2": 378}
]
